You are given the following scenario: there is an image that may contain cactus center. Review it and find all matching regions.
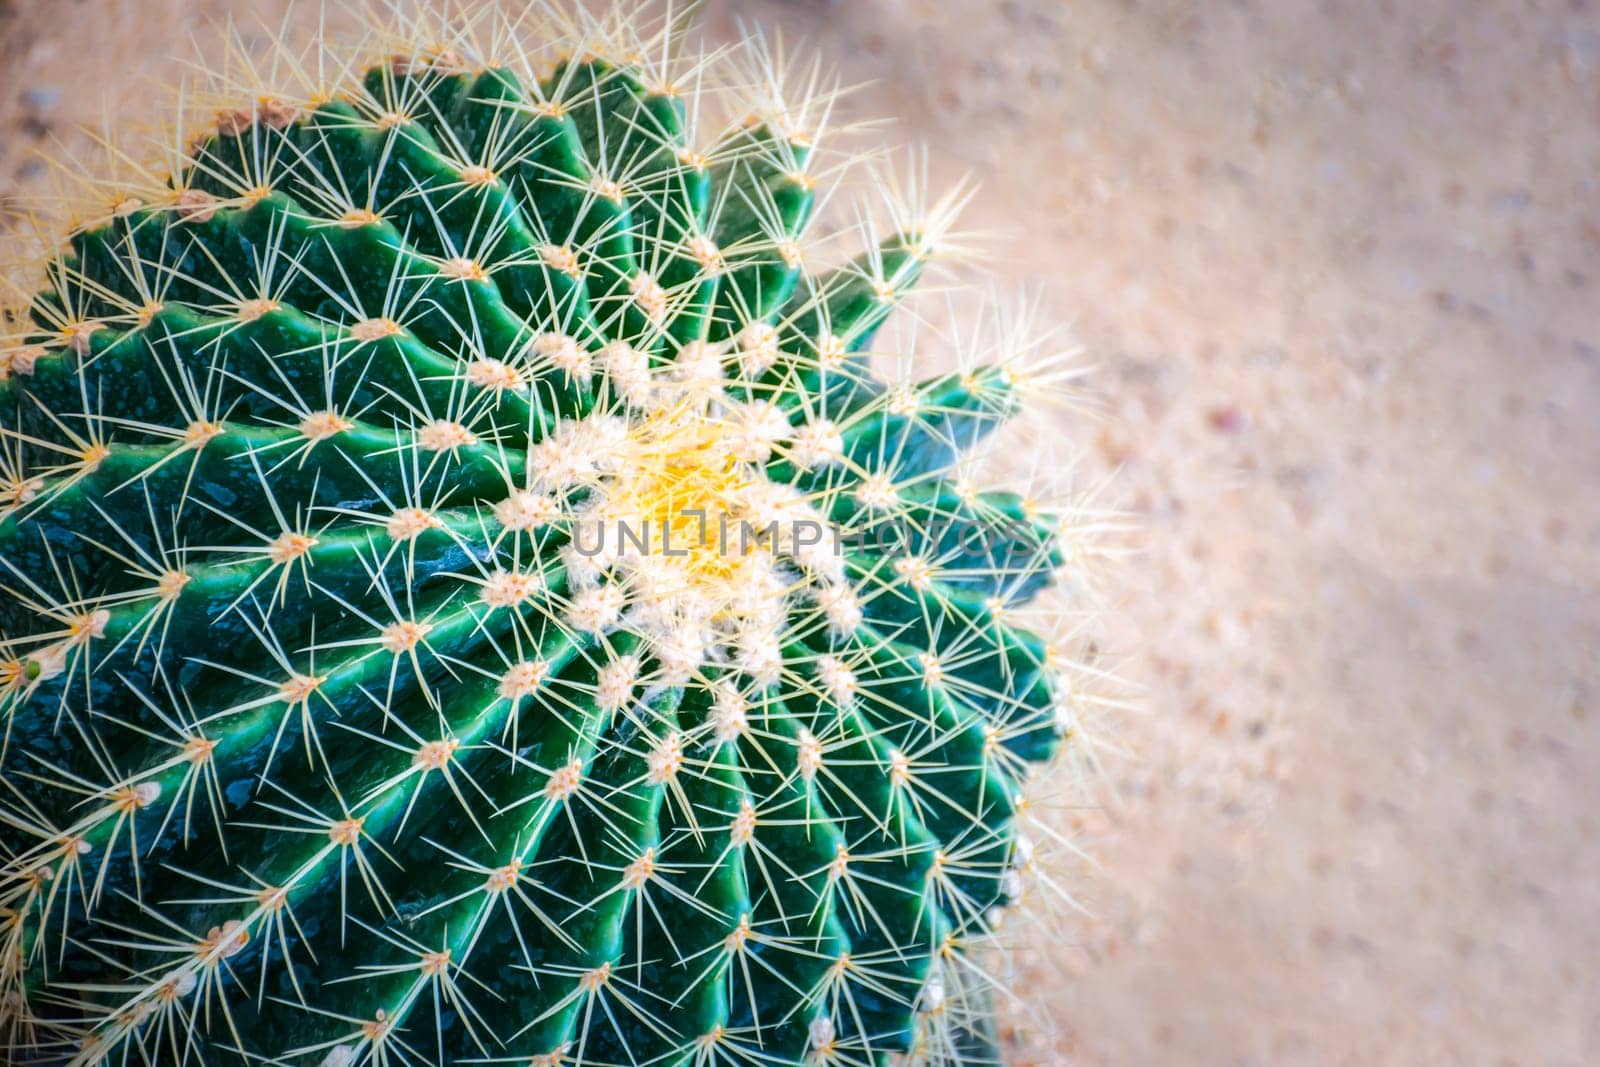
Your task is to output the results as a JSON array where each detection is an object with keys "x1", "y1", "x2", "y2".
[
  {"x1": 597, "y1": 400, "x2": 759, "y2": 577},
  {"x1": 538, "y1": 393, "x2": 842, "y2": 682}
]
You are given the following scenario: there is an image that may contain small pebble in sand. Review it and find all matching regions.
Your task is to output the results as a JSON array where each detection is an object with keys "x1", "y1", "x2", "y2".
[
  {"x1": 1207, "y1": 405, "x2": 1250, "y2": 434},
  {"x1": 21, "y1": 86, "x2": 61, "y2": 111}
]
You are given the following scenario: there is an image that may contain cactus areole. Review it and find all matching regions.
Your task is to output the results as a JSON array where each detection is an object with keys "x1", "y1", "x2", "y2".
[{"x1": 0, "y1": 7, "x2": 1084, "y2": 1065}]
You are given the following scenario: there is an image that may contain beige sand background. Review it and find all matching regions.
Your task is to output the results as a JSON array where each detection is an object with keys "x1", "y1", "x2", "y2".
[{"x1": 2, "y1": 1, "x2": 1596, "y2": 1064}]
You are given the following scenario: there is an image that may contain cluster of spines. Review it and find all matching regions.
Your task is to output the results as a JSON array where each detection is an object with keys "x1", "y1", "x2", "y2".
[{"x1": 0, "y1": 4, "x2": 1102, "y2": 1066}]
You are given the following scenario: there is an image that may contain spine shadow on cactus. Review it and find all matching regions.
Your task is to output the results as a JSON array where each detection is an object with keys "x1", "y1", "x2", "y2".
[{"x1": 0, "y1": 5, "x2": 1094, "y2": 1066}]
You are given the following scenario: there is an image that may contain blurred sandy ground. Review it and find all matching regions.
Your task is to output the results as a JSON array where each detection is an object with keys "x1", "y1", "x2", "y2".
[{"x1": 2, "y1": 0, "x2": 1598, "y2": 1064}]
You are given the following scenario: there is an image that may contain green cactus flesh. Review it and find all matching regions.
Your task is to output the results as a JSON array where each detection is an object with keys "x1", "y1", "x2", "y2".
[{"x1": 0, "y1": 31, "x2": 1070, "y2": 1067}]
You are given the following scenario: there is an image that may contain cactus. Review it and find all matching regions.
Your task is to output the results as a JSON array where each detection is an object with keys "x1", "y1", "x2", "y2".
[{"x1": 0, "y1": 5, "x2": 1093, "y2": 1065}]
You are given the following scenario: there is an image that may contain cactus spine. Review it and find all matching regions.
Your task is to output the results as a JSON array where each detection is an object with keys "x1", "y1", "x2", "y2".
[{"x1": 0, "y1": 4, "x2": 1093, "y2": 1064}]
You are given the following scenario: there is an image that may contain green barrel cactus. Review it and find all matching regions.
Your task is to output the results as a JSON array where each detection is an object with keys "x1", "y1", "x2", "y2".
[{"x1": 0, "y1": 6, "x2": 1088, "y2": 1065}]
